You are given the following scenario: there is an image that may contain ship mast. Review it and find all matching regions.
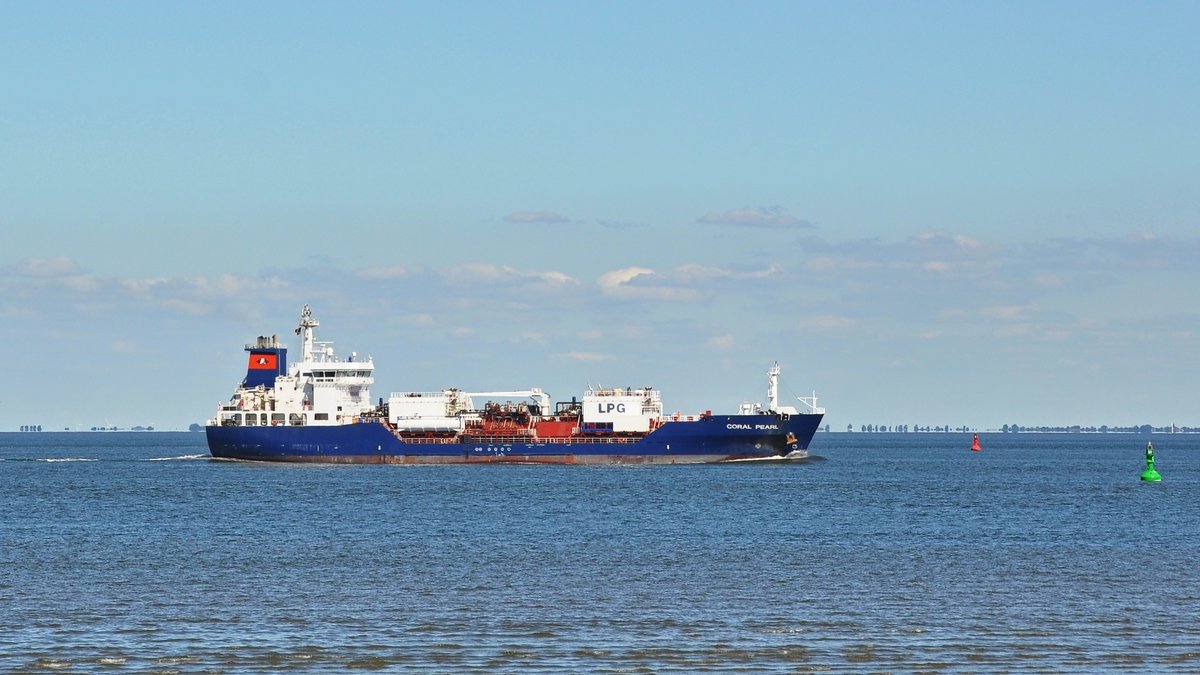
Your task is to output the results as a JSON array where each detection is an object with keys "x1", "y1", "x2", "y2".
[
  {"x1": 298, "y1": 305, "x2": 319, "y2": 363},
  {"x1": 767, "y1": 361, "x2": 780, "y2": 412}
]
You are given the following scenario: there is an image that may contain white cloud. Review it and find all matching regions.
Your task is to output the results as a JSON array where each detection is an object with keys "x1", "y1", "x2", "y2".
[
  {"x1": 3, "y1": 256, "x2": 83, "y2": 277},
  {"x1": 119, "y1": 278, "x2": 168, "y2": 293},
  {"x1": 2, "y1": 256, "x2": 98, "y2": 292},
  {"x1": 110, "y1": 340, "x2": 139, "y2": 354},
  {"x1": 806, "y1": 256, "x2": 879, "y2": 273},
  {"x1": 188, "y1": 273, "x2": 287, "y2": 297},
  {"x1": 697, "y1": 206, "x2": 810, "y2": 229},
  {"x1": 596, "y1": 262, "x2": 783, "y2": 302},
  {"x1": 982, "y1": 305, "x2": 1034, "y2": 321},
  {"x1": 674, "y1": 264, "x2": 725, "y2": 280},
  {"x1": 4, "y1": 230, "x2": 1199, "y2": 430},
  {"x1": 597, "y1": 266, "x2": 650, "y2": 296},
  {"x1": 357, "y1": 265, "x2": 410, "y2": 279},
  {"x1": 155, "y1": 298, "x2": 215, "y2": 316},
  {"x1": 402, "y1": 313, "x2": 435, "y2": 327},
  {"x1": 58, "y1": 274, "x2": 102, "y2": 292},
  {"x1": 598, "y1": 266, "x2": 653, "y2": 290},
  {"x1": 920, "y1": 260, "x2": 971, "y2": 273},
  {"x1": 503, "y1": 210, "x2": 570, "y2": 224},
  {"x1": 994, "y1": 323, "x2": 1036, "y2": 338},
  {"x1": 596, "y1": 266, "x2": 701, "y2": 301},
  {"x1": 0, "y1": 261, "x2": 296, "y2": 322},
  {"x1": 674, "y1": 263, "x2": 781, "y2": 281},
  {"x1": 614, "y1": 324, "x2": 648, "y2": 340},
  {"x1": 509, "y1": 332, "x2": 548, "y2": 345},
  {"x1": 915, "y1": 231, "x2": 981, "y2": 249},
  {"x1": 1034, "y1": 274, "x2": 1064, "y2": 288},
  {"x1": 799, "y1": 315, "x2": 856, "y2": 330},
  {"x1": 709, "y1": 335, "x2": 735, "y2": 351},
  {"x1": 554, "y1": 351, "x2": 615, "y2": 361},
  {"x1": 444, "y1": 263, "x2": 578, "y2": 287},
  {"x1": 538, "y1": 271, "x2": 576, "y2": 285}
]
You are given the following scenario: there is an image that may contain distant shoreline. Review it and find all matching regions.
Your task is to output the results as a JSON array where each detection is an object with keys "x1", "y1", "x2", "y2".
[
  {"x1": 822, "y1": 429, "x2": 1198, "y2": 434},
  {"x1": 5, "y1": 428, "x2": 1198, "y2": 435}
]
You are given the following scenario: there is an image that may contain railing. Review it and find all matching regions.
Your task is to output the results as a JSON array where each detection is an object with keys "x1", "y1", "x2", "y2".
[
  {"x1": 353, "y1": 416, "x2": 653, "y2": 446},
  {"x1": 352, "y1": 413, "x2": 760, "y2": 447},
  {"x1": 666, "y1": 412, "x2": 708, "y2": 422},
  {"x1": 464, "y1": 435, "x2": 643, "y2": 445},
  {"x1": 397, "y1": 436, "x2": 460, "y2": 445},
  {"x1": 796, "y1": 392, "x2": 825, "y2": 414}
]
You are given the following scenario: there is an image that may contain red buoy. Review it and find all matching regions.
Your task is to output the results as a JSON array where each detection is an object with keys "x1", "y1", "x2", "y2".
[{"x1": 970, "y1": 433, "x2": 981, "y2": 452}]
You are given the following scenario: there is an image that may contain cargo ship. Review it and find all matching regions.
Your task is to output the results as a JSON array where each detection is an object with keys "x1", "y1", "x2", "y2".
[{"x1": 205, "y1": 306, "x2": 824, "y2": 464}]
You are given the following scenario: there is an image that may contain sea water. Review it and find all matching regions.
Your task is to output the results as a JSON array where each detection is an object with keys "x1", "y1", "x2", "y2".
[{"x1": 1, "y1": 432, "x2": 1198, "y2": 672}]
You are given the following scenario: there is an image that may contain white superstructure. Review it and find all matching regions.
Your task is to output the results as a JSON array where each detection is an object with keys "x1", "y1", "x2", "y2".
[
  {"x1": 738, "y1": 362, "x2": 824, "y2": 416},
  {"x1": 210, "y1": 305, "x2": 376, "y2": 428}
]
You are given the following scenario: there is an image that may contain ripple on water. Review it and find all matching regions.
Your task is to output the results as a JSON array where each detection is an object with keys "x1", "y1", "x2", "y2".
[
  {"x1": 4, "y1": 433, "x2": 1200, "y2": 672},
  {"x1": 26, "y1": 657, "x2": 73, "y2": 670}
]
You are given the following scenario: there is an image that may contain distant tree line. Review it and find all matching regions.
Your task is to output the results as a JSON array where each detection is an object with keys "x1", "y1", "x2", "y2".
[
  {"x1": 17, "y1": 426, "x2": 162, "y2": 432},
  {"x1": 845, "y1": 424, "x2": 973, "y2": 433},
  {"x1": 1000, "y1": 424, "x2": 1197, "y2": 433},
  {"x1": 841, "y1": 424, "x2": 1198, "y2": 433}
]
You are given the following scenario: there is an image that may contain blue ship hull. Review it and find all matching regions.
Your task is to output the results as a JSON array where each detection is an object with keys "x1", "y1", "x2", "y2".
[{"x1": 206, "y1": 413, "x2": 823, "y2": 464}]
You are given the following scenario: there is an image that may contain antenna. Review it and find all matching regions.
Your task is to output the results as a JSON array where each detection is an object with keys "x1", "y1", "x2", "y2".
[
  {"x1": 298, "y1": 305, "x2": 320, "y2": 362},
  {"x1": 767, "y1": 361, "x2": 780, "y2": 412}
]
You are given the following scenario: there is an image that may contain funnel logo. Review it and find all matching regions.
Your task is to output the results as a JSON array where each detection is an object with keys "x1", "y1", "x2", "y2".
[{"x1": 249, "y1": 354, "x2": 278, "y2": 370}]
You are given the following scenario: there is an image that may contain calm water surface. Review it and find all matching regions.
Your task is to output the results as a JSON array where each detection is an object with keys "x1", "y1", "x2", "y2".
[{"x1": 1, "y1": 432, "x2": 1198, "y2": 672}]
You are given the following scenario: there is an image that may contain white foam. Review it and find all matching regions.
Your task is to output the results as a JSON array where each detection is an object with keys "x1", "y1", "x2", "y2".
[
  {"x1": 726, "y1": 451, "x2": 811, "y2": 463},
  {"x1": 40, "y1": 457, "x2": 99, "y2": 463},
  {"x1": 145, "y1": 453, "x2": 209, "y2": 461}
]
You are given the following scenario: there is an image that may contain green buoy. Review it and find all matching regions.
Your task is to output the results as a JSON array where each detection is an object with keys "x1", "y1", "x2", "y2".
[{"x1": 1141, "y1": 442, "x2": 1162, "y2": 482}]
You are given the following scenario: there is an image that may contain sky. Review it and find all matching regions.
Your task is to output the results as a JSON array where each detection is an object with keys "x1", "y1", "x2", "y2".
[{"x1": 2, "y1": 1, "x2": 1197, "y2": 431}]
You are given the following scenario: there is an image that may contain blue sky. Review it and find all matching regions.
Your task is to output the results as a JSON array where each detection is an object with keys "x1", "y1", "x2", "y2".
[{"x1": 2, "y1": 1, "x2": 1197, "y2": 430}]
